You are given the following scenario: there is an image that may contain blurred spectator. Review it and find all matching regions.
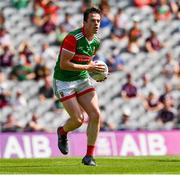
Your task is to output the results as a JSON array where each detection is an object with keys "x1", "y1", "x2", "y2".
[
  {"x1": 32, "y1": 0, "x2": 59, "y2": 33},
  {"x1": 161, "y1": 52, "x2": 179, "y2": 85},
  {"x1": 159, "y1": 83, "x2": 175, "y2": 107},
  {"x1": 50, "y1": 98, "x2": 64, "y2": 113},
  {"x1": 81, "y1": 0, "x2": 93, "y2": 12},
  {"x1": 18, "y1": 41, "x2": 34, "y2": 56},
  {"x1": 143, "y1": 91, "x2": 163, "y2": 112},
  {"x1": 0, "y1": 70, "x2": 11, "y2": 108},
  {"x1": 169, "y1": 0, "x2": 179, "y2": 17},
  {"x1": 18, "y1": 52, "x2": 33, "y2": 68},
  {"x1": 18, "y1": 41, "x2": 34, "y2": 65},
  {"x1": 31, "y1": 2, "x2": 46, "y2": 27},
  {"x1": 99, "y1": 105, "x2": 115, "y2": 131},
  {"x1": 153, "y1": 0, "x2": 172, "y2": 21},
  {"x1": 41, "y1": 43, "x2": 56, "y2": 61},
  {"x1": 0, "y1": 28, "x2": 11, "y2": 47},
  {"x1": 127, "y1": 18, "x2": 142, "y2": 54},
  {"x1": 33, "y1": 55, "x2": 50, "y2": 81},
  {"x1": 117, "y1": 107, "x2": 137, "y2": 130},
  {"x1": 117, "y1": 110, "x2": 130, "y2": 130},
  {"x1": 24, "y1": 114, "x2": 48, "y2": 132},
  {"x1": 156, "y1": 97, "x2": 177, "y2": 129},
  {"x1": 106, "y1": 53, "x2": 125, "y2": 72},
  {"x1": 1, "y1": 114, "x2": 22, "y2": 132},
  {"x1": 38, "y1": 0, "x2": 59, "y2": 23},
  {"x1": 145, "y1": 29, "x2": 163, "y2": 53},
  {"x1": 0, "y1": 45, "x2": 14, "y2": 67},
  {"x1": 110, "y1": 8, "x2": 128, "y2": 41},
  {"x1": 61, "y1": 13, "x2": 75, "y2": 32},
  {"x1": 0, "y1": 90, "x2": 10, "y2": 108},
  {"x1": 139, "y1": 73, "x2": 158, "y2": 98},
  {"x1": 32, "y1": 0, "x2": 59, "y2": 34},
  {"x1": 11, "y1": 0, "x2": 30, "y2": 10},
  {"x1": 0, "y1": 69, "x2": 10, "y2": 91},
  {"x1": 177, "y1": 62, "x2": 180, "y2": 89},
  {"x1": 174, "y1": 1, "x2": 180, "y2": 20},
  {"x1": 11, "y1": 89, "x2": 27, "y2": 110},
  {"x1": 55, "y1": 24, "x2": 68, "y2": 45},
  {"x1": 0, "y1": 13, "x2": 5, "y2": 29},
  {"x1": 9, "y1": 61, "x2": 35, "y2": 81},
  {"x1": 176, "y1": 104, "x2": 180, "y2": 129},
  {"x1": 42, "y1": 14, "x2": 56, "y2": 34},
  {"x1": 100, "y1": 116, "x2": 115, "y2": 131},
  {"x1": 134, "y1": 0, "x2": 152, "y2": 8},
  {"x1": 39, "y1": 76, "x2": 54, "y2": 102},
  {"x1": 99, "y1": 0, "x2": 113, "y2": 27},
  {"x1": 121, "y1": 73, "x2": 138, "y2": 100}
]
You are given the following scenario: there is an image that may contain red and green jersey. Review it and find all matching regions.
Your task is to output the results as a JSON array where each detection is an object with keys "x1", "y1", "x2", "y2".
[{"x1": 53, "y1": 27, "x2": 100, "y2": 81}]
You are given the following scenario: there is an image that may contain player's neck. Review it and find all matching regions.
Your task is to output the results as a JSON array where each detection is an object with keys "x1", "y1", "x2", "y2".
[{"x1": 82, "y1": 26, "x2": 94, "y2": 41}]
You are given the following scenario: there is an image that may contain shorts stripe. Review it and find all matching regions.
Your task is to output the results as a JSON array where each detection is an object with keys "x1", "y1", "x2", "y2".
[
  {"x1": 60, "y1": 93, "x2": 76, "y2": 102},
  {"x1": 77, "y1": 87, "x2": 95, "y2": 97}
]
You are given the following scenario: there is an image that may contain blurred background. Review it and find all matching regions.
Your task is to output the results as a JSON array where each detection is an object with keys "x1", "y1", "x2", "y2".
[{"x1": 0, "y1": 0, "x2": 180, "y2": 134}]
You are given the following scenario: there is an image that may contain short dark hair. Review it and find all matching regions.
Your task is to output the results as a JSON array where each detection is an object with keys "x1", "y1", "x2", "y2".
[{"x1": 83, "y1": 7, "x2": 101, "y2": 22}]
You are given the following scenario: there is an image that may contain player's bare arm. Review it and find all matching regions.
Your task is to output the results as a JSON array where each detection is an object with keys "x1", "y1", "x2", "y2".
[{"x1": 60, "y1": 49, "x2": 105, "y2": 72}]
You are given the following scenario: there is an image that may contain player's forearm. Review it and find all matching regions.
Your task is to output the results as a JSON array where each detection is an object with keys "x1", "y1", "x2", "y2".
[
  {"x1": 60, "y1": 61, "x2": 89, "y2": 71},
  {"x1": 60, "y1": 60, "x2": 104, "y2": 72}
]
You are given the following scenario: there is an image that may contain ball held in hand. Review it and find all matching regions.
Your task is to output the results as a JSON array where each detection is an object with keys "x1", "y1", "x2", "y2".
[{"x1": 89, "y1": 60, "x2": 108, "y2": 81}]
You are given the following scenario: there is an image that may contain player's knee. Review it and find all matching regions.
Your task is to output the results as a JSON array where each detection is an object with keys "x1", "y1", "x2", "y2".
[
  {"x1": 75, "y1": 118, "x2": 83, "y2": 127},
  {"x1": 73, "y1": 114, "x2": 84, "y2": 127},
  {"x1": 89, "y1": 110, "x2": 101, "y2": 123}
]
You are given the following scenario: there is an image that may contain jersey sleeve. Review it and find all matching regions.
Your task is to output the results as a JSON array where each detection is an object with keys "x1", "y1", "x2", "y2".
[{"x1": 61, "y1": 35, "x2": 77, "y2": 54}]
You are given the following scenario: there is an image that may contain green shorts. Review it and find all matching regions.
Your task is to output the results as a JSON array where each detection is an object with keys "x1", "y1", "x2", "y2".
[{"x1": 53, "y1": 78, "x2": 95, "y2": 102}]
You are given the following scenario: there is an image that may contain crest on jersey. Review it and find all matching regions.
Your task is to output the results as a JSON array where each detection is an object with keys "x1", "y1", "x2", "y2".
[{"x1": 59, "y1": 92, "x2": 64, "y2": 97}]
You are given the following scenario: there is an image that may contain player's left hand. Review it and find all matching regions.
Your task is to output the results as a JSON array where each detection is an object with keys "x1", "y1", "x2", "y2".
[
  {"x1": 96, "y1": 72, "x2": 110, "y2": 82},
  {"x1": 96, "y1": 76, "x2": 107, "y2": 82}
]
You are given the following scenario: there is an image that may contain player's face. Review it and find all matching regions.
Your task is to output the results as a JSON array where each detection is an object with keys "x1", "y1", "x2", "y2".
[{"x1": 86, "y1": 13, "x2": 101, "y2": 34}]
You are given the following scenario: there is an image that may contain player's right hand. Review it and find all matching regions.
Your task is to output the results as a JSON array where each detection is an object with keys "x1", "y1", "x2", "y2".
[{"x1": 87, "y1": 61, "x2": 106, "y2": 72}]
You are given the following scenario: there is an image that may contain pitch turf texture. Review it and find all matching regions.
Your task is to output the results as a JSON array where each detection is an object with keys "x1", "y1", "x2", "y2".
[{"x1": 0, "y1": 156, "x2": 180, "y2": 174}]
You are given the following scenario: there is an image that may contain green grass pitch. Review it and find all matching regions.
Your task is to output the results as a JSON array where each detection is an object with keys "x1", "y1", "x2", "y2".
[{"x1": 0, "y1": 156, "x2": 180, "y2": 174}]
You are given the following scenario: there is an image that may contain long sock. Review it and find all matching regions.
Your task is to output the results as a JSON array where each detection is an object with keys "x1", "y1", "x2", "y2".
[
  {"x1": 59, "y1": 127, "x2": 67, "y2": 136},
  {"x1": 86, "y1": 145, "x2": 95, "y2": 156}
]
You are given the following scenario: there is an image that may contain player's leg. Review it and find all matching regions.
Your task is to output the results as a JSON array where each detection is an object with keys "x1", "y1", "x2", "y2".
[
  {"x1": 62, "y1": 97, "x2": 84, "y2": 132},
  {"x1": 77, "y1": 90, "x2": 101, "y2": 166},
  {"x1": 53, "y1": 79, "x2": 84, "y2": 154},
  {"x1": 53, "y1": 79, "x2": 84, "y2": 131},
  {"x1": 78, "y1": 91, "x2": 100, "y2": 145},
  {"x1": 56, "y1": 97, "x2": 84, "y2": 155}
]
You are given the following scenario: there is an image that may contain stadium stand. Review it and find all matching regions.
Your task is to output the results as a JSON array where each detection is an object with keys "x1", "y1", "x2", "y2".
[{"x1": 0, "y1": 0, "x2": 179, "y2": 132}]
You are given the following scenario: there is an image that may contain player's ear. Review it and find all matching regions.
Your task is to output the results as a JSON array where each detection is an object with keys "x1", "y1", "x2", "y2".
[{"x1": 83, "y1": 20, "x2": 87, "y2": 25}]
